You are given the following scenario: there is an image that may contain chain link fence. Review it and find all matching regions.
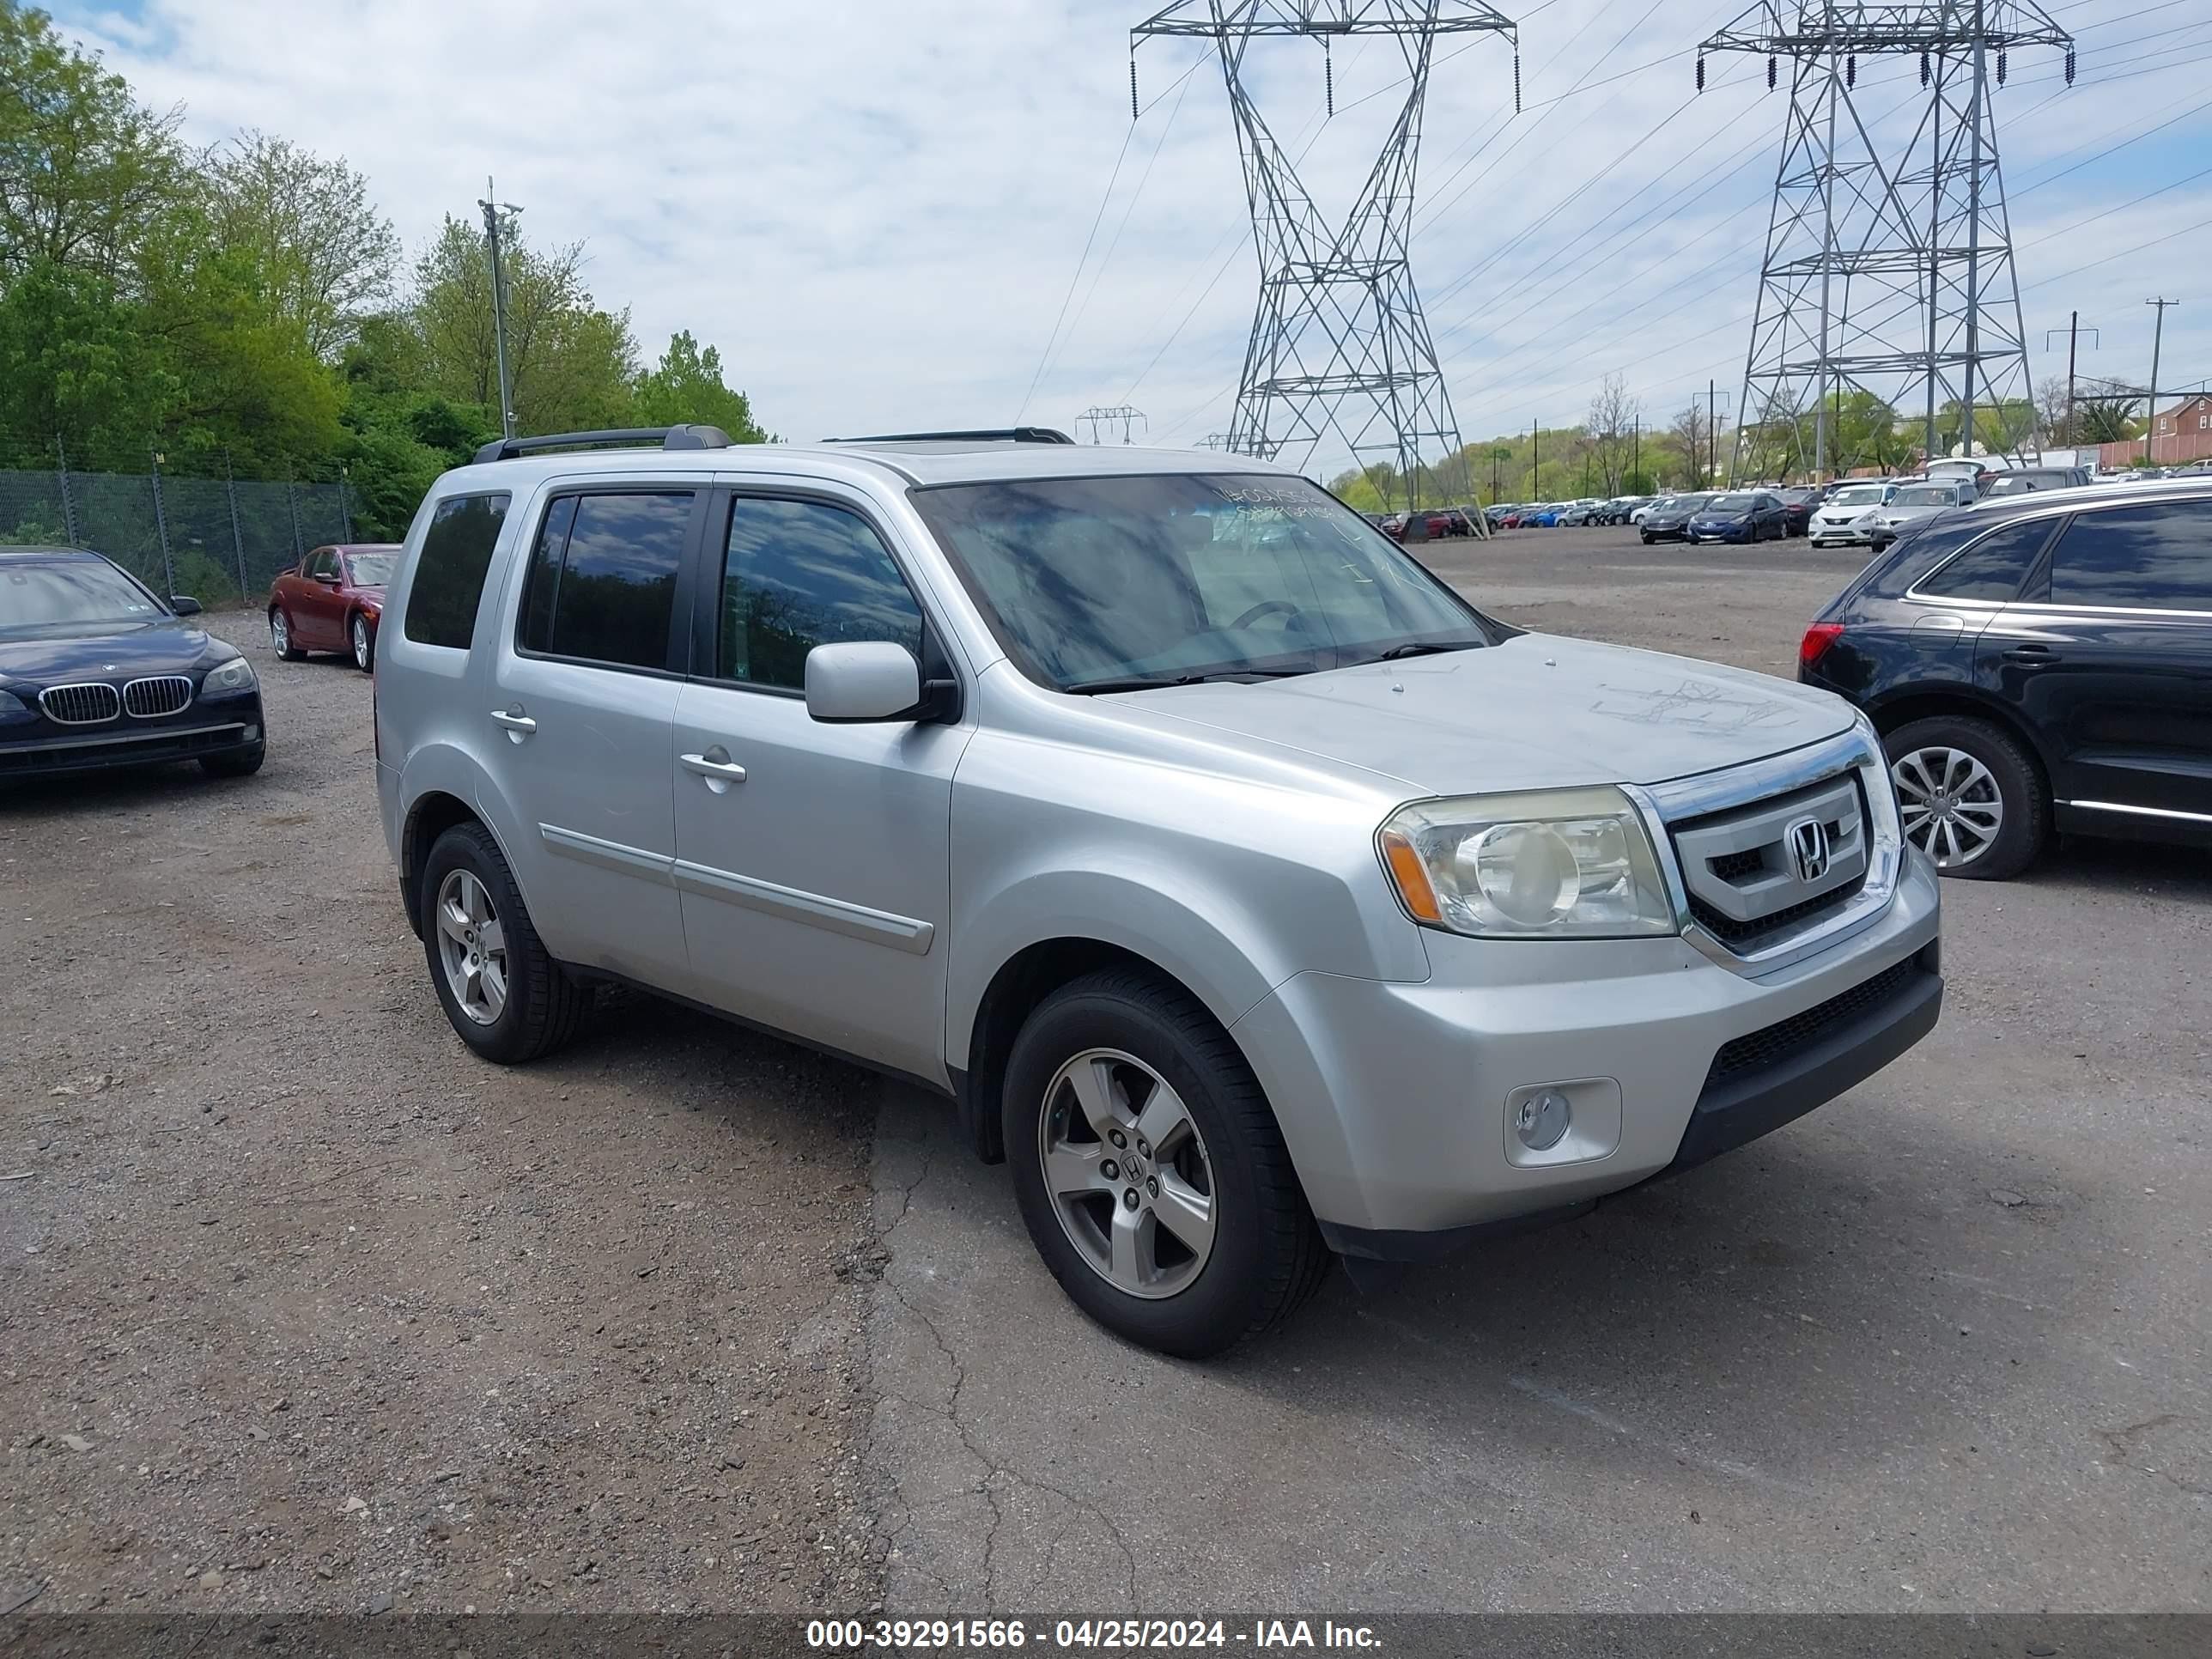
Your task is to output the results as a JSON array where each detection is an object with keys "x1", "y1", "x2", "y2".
[{"x1": 0, "y1": 441, "x2": 358, "y2": 610}]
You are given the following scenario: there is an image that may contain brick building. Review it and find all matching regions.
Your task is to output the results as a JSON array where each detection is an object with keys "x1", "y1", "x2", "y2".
[{"x1": 2100, "y1": 394, "x2": 2212, "y2": 469}]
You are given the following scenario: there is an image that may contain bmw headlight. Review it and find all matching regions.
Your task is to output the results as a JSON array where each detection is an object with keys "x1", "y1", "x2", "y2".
[
  {"x1": 0, "y1": 688, "x2": 29, "y2": 721},
  {"x1": 200, "y1": 656, "x2": 257, "y2": 696},
  {"x1": 1378, "y1": 787, "x2": 1676, "y2": 939}
]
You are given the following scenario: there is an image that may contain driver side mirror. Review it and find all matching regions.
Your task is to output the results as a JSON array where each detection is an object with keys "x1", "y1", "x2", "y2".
[
  {"x1": 312, "y1": 570, "x2": 340, "y2": 585},
  {"x1": 170, "y1": 595, "x2": 203, "y2": 616},
  {"x1": 805, "y1": 641, "x2": 925, "y2": 724}
]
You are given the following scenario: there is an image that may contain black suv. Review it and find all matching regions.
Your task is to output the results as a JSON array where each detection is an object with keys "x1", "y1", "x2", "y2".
[{"x1": 1799, "y1": 482, "x2": 2210, "y2": 878}]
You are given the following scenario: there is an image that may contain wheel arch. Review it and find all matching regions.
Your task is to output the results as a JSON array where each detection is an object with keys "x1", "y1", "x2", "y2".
[
  {"x1": 1864, "y1": 685, "x2": 2056, "y2": 800},
  {"x1": 399, "y1": 786, "x2": 527, "y2": 940}
]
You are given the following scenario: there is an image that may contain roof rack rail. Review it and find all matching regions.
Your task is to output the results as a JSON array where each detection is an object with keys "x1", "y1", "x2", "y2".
[
  {"x1": 822, "y1": 427, "x2": 1075, "y2": 447},
  {"x1": 471, "y1": 424, "x2": 733, "y2": 465}
]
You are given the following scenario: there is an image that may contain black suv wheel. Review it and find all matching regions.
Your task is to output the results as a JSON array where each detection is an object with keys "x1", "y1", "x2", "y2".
[{"x1": 1884, "y1": 714, "x2": 2047, "y2": 880}]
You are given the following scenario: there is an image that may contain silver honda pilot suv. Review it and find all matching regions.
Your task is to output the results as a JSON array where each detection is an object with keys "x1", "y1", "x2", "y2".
[{"x1": 374, "y1": 425, "x2": 1942, "y2": 1357}]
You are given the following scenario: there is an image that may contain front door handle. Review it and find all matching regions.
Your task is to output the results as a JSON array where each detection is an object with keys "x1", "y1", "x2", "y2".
[
  {"x1": 490, "y1": 708, "x2": 537, "y2": 738},
  {"x1": 681, "y1": 749, "x2": 747, "y2": 793},
  {"x1": 2002, "y1": 644, "x2": 2058, "y2": 665}
]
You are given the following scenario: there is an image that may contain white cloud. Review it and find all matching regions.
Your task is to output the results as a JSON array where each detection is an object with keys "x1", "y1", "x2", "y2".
[{"x1": 51, "y1": 0, "x2": 2212, "y2": 473}]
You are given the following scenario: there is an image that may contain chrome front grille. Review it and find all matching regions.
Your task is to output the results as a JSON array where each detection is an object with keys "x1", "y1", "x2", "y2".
[
  {"x1": 122, "y1": 675, "x2": 194, "y2": 718},
  {"x1": 39, "y1": 682, "x2": 121, "y2": 725},
  {"x1": 1670, "y1": 770, "x2": 1869, "y2": 951}
]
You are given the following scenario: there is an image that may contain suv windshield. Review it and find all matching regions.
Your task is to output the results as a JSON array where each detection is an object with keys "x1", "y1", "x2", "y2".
[
  {"x1": 911, "y1": 472, "x2": 1492, "y2": 691},
  {"x1": 0, "y1": 559, "x2": 165, "y2": 637}
]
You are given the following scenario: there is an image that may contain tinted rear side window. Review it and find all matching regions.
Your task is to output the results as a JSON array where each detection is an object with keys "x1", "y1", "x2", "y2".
[
  {"x1": 519, "y1": 491, "x2": 693, "y2": 670},
  {"x1": 2048, "y1": 501, "x2": 2212, "y2": 611},
  {"x1": 1917, "y1": 518, "x2": 2057, "y2": 601},
  {"x1": 404, "y1": 494, "x2": 511, "y2": 649}
]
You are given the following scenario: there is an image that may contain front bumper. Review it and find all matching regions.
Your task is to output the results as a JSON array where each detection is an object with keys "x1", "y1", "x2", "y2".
[
  {"x1": 1230, "y1": 847, "x2": 1942, "y2": 1255},
  {"x1": 0, "y1": 691, "x2": 264, "y2": 781},
  {"x1": 1808, "y1": 520, "x2": 1880, "y2": 544}
]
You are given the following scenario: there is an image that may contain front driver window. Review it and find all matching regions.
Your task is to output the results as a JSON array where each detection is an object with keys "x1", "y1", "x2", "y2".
[{"x1": 720, "y1": 497, "x2": 925, "y2": 690}]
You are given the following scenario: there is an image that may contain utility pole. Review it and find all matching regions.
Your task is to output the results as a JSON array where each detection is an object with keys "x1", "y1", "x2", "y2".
[
  {"x1": 2044, "y1": 314, "x2": 2097, "y2": 448},
  {"x1": 1532, "y1": 420, "x2": 1540, "y2": 494},
  {"x1": 2144, "y1": 296, "x2": 2176, "y2": 465},
  {"x1": 479, "y1": 177, "x2": 521, "y2": 441},
  {"x1": 1709, "y1": 379, "x2": 1718, "y2": 483},
  {"x1": 1632, "y1": 416, "x2": 1640, "y2": 486},
  {"x1": 1077, "y1": 404, "x2": 1148, "y2": 445}
]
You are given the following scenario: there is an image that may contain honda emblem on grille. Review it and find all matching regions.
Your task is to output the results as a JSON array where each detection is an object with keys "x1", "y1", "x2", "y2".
[{"x1": 1787, "y1": 815, "x2": 1831, "y2": 883}]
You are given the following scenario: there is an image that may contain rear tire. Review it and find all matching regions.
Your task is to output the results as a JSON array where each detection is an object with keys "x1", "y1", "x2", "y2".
[
  {"x1": 1883, "y1": 714, "x2": 2047, "y2": 881},
  {"x1": 1003, "y1": 968, "x2": 1328, "y2": 1358},
  {"x1": 420, "y1": 822, "x2": 590, "y2": 1062}
]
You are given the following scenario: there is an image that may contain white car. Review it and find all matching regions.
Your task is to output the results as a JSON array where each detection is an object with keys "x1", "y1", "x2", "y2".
[{"x1": 1807, "y1": 481, "x2": 1898, "y2": 547}]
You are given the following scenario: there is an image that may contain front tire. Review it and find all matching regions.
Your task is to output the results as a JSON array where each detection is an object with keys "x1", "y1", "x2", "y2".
[
  {"x1": 350, "y1": 612, "x2": 375, "y2": 672},
  {"x1": 200, "y1": 742, "x2": 264, "y2": 779},
  {"x1": 1003, "y1": 969, "x2": 1328, "y2": 1358},
  {"x1": 420, "y1": 822, "x2": 590, "y2": 1061},
  {"x1": 1884, "y1": 714, "x2": 2047, "y2": 880},
  {"x1": 270, "y1": 609, "x2": 305, "y2": 662}
]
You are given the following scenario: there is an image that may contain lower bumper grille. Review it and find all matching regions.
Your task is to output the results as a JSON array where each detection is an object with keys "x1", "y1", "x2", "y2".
[{"x1": 1706, "y1": 957, "x2": 1918, "y2": 1088}]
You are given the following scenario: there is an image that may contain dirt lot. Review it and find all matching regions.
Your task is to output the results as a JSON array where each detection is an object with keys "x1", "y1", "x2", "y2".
[
  {"x1": 5, "y1": 532, "x2": 2208, "y2": 1619},
  {"x1": 1, "y1": 614, "x2": 884, "y2": 1616}
]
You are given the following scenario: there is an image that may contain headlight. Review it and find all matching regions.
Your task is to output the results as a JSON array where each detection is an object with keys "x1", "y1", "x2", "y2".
[
  {"x1": 1378, "y1": 787, "x2": 1676, "y2": 939},
  {"x1": 200, "y1": 656, "x2": 257, "y2": 696},
  {"x1": 0, "y1": 688, "x2": 28, "y2": 720},
  {"x1": 1855, "y1": 714, "x2": 1903, "y2": 838}
]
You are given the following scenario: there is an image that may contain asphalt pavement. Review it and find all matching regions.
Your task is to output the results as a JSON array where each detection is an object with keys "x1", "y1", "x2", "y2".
[{"x1": 861, "y1": 527, "x2": 2212, "y2": 1614}]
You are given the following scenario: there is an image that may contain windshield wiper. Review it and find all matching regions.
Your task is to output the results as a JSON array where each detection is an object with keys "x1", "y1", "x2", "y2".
[
  {"x1": 1065, "y1": 665, "x2": 1316, "y2": 693},
  {"x1": 1366, "y1": 638, "x2": 1486, "y2": 662}
]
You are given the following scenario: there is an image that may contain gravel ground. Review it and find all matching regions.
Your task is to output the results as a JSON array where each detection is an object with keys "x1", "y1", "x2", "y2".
[
  {"x1": 6, "y1": 531, "x2": 2208, "y2": 1620},
  {"x1": 1, "y1": 612, "x2": 885, "y2": 1616}
]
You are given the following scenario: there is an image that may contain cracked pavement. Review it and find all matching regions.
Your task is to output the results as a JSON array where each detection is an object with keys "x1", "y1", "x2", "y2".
[{"x1": 860, "y1": 537, "x2": 2211, "y2": 1614}]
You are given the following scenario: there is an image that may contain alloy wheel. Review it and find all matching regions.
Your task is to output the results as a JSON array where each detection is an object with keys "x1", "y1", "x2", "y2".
[
  {"x1": 270, "y1": 612, "x2": 289, "y2": 655},
  {"x1": 1893, "y1": 745, "x2": 2005, "y2": 869},
  {"x1": 434, "y1": 869, "x2": 508, "y2": 1025},
  {"x1": 352, "y1": 615, "x2": 372, "y2": 669},
  {"x1": 1037, "y1": 1048, "x2": 1216, "y2": 1300}
]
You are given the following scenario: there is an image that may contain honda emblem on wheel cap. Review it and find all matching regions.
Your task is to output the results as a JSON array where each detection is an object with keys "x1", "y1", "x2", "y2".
[{"x1": 1787, "y1": 815, "x2": 1831, "y2": 883}]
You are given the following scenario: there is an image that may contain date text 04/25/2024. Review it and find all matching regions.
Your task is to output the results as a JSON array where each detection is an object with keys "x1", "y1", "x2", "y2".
[{"x1": 805, "y1": 1619, "x2": 1382, "y2": 1650}]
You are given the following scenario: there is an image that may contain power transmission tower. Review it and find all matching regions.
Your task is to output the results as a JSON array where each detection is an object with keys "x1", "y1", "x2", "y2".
[
  {"x1": 1077, "y1": 404, "x2": 1150, "y2": 444},
  {"x1": 1131, "y1": 2, "x2": 1519, "y2": 512},
  {"x1": 1701, "y1": 2, "x2": 2074, "y2": 483}
]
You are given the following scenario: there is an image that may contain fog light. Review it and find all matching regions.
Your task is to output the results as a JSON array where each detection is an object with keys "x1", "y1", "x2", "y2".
[
  {"x1": 1514, "y1": 1089, "x2": 1571, "y2": 1152},
  {"x1": 244, "y1": 724, "x2": 260, "y2": 741}
]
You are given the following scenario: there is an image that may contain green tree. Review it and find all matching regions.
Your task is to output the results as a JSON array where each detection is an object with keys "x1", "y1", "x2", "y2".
[
  {"x1": 630, "y1": 329, "x2": 768, "y2": 440},
  {"x1": 407, "y1": 216, "x2": 638, "y2": 434},
  {"x1": 0, "y1": 2, "x2": 185, "y2": 278},
  {"x1": 202, "y1": 129, "x2": 398, "y2": 358}
]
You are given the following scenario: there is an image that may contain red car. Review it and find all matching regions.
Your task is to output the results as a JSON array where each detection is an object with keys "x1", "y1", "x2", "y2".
[{"x1": 267, "y1": 543, "x2": 399, "y2": 672}]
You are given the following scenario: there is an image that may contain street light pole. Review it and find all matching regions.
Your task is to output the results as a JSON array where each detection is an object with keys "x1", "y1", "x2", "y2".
[{"x1": 479, "y1": 178, "x2": 521, "y2": 441}]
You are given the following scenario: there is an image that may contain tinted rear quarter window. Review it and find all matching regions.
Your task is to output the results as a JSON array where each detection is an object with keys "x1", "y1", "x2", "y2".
[
  {"x1": 518, "y1": 490, "x2": 693, "y2": 670},
  {"x1": 2048, "y1": 499, "x2": 2212, "y2": 610},
  {"x1": 1916, "y1": 518, "x2": 2058, "y2": 601},
  {"x1": 404, "y1": 494, "x2": 511, "y2": 649}
]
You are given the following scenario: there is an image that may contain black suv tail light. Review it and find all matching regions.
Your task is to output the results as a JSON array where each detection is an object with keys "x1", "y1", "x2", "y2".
[{"x1": 1800, "y1": 623, "x2": 1844, "y2": 668}]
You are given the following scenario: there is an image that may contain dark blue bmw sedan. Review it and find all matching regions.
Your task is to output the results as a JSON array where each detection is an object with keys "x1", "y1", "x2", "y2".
[{"x1": 1, "y1": 547, "x2": 266, "y2": 783}]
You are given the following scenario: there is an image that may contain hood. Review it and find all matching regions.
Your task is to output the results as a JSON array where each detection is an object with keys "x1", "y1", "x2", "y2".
[
  {"x1": 1118, "y1": 632, "x2": 1856, "y2": 795},
  {"x1": 0, "y1": 616, "x2": 230, "y2": 684},
  {"x1": 1644, "y1": 508, "x2": 1696, "y2": 526},
  {"x1": 1690, "y1": 507, "x2": 1748, "y2": 522}
]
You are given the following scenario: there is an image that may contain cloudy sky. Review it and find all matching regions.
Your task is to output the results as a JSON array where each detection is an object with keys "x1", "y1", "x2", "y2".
[{"x1": 52, "y1": 0, "x2": 2212, "y2": 477}]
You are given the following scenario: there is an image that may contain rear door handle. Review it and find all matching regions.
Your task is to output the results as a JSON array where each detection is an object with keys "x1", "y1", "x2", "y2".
[
  {"x1": 680, "y1": 750, "x2": 747, "y2": 792},
  {"x1": 2002, "y1": 644, "x2": 2058, "y2": 665},
  {"x1": 490, "y1": 708, "x2": 537, "y2": 737}
]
